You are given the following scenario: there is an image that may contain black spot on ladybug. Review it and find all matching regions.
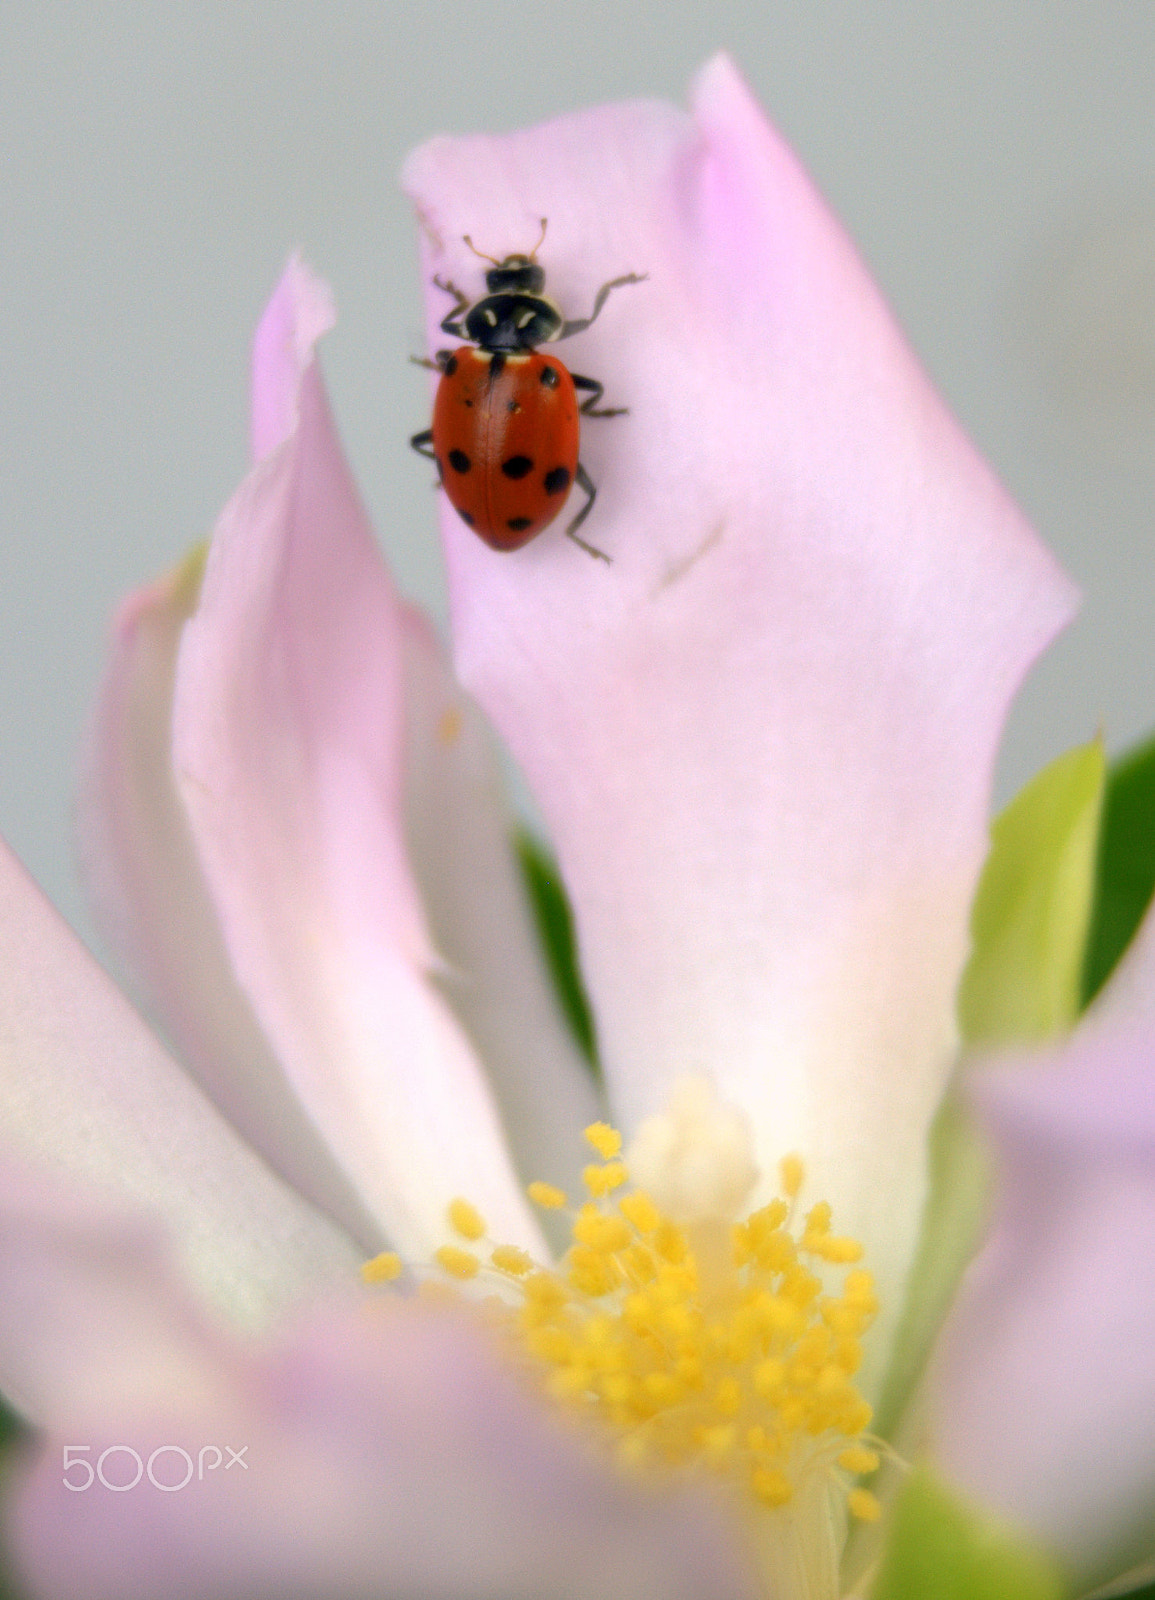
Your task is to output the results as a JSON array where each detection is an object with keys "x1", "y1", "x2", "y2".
[
  {"x1": 501, "y1": 456, "x2": 534, "y2": 480},
  {"x1": 507, "y1": 517, "x2": 532, "y2": 532},
  {"x1": 488, "y1": 352, "x2": 507, "y2": 382},
  {"x1": 507, "y1": 400, "x2": 520, "y2": 413},
  {"x1": 459, "y1": 510, "x2": 475, "y2": 527},
  {"x1": 448, "y1": 449, "x2": 471, "y2": 474},
  {"x1": 544, "y1": 466, "x2": 570, "y2": 496},
  {"x1": 464, "y1": 398, "x2": 473, "y2": 408},
  {"x1": 443, "y1": 354, "x2": 458, "y2": 376},
  {"x1": 540, "y1": 365, "x2": 560, "y2": 389}
]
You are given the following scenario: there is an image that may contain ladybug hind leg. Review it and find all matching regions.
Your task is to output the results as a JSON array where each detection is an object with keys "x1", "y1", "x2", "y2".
[
  {"x1": 571, "y1": 372, "x2": 627, "y2": 418},
  {"x1": 565, "y1": 463, "x2": 610, "y2": 563},
  {"x1": 410, "y1": 428, "x2": 439, "y2": 467}
]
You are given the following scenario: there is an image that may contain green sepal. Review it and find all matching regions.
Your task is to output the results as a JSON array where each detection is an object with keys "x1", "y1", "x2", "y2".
[
  {"x1": 515, "y1": 830, "x2": 599, "y2": 1072},
  {"x1": 1082, "y1": 731, "x2": 1155, "y2": 1006},
  {"x1": 871, "y1": 1466, "x2": 1064, "y2": 1600},
  {"x1": 872, "y1": 1094, "x2": 990, "y2": 1442},
  {"x1": 959, "y1": 740, "x2": 1104, "y2": 1046}
]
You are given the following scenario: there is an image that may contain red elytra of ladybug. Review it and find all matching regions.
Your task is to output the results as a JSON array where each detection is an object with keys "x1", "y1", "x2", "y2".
[{"x1": 411, "y1": 221, "x2": 645, "y2": 562}]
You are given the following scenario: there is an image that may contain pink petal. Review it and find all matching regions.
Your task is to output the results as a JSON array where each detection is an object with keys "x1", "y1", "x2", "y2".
[
  {"x1": 0, "y1": 1161, "x2": 250, "y2": 1430},
  {"x1": 934, "y1": 903, "x2": 1155, "y2": 1584},
  {"x1": 9, "y1": 1302, "x2": 758, "y2": 1600},
  {"x1": 398, "y1": 608, "x2": 602, "y2": 1203},
  {"x1": 250, "y1": 254, "x2": 336, "y2": 461},
  {"x1": 80, "y1": 550, "x2": 383, "y2": 1250},
  {"x1": 172, "y1": 266, "x2": 543, "y2": 1258},
  {"x1": 0, "y1": 832, "x2": 361, "y2": 1350},
  {"x1": 403, "y1": 52, "x2": 1076, "y2": 1365}
]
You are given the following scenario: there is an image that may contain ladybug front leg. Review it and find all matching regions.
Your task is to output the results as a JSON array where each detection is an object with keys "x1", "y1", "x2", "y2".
[
  {"x1": 558, "y1": 272, "x2": 647, "y2": 339},
  {"x1": 565, "y1": 463, "x2": 610, "y2": 563},
  {"x1": 409, "y1": 350, "x2": 457, "y2": 373},
  {"x1": 571, "y1": 372, "x2": 627, "y2": 418},
  {"x1": 433, "y1": 275, "x2": 471, "y2": 338}
]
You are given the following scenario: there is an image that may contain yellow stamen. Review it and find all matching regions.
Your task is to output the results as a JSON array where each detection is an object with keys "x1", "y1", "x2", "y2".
[
  {"x1": 434, "y1": 1245, "x2": 480, "y2": 1280},
  {"x1": 848, "y1": 1488, "x2": 882, "y2": 1522},
  {"x1": 584, "y1": 1122, "x2": 623, "y2": 1160},
  {"x1": 377, "y1": 1103, "x2": 886, "y2": 1600},
  {"x1": 360, "y1": 1251, "x2": 402, "y2": 1284},
  {"x1": 491, "y1": 1245, "x2": 534, "y2": 1276},
  {"x1": 447, "y1": 1197, "x2": 487, "y2": 1241}
]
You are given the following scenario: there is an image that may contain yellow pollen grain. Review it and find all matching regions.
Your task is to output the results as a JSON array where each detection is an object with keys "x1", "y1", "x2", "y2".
[
  {"x1": 434, "y1": 1244, "x2": 481, "y2": 1280},
  {"x1": 618, "y1": 1191, "x2": 661, "y2": 1233},
  {"x1": 780, "y1": 1153, "x2": 804, "y2": 1197},
  {"x1": 848, "y1": 1488, "x2": 882, "y2": 1522},
  {"x1": 361, "y1": 1251, "x2": 402, "y2": 1284},
  {"x1": 584, "y1": 1160, "x2": 628, "y2": 1197},
  {"x1": 448, "y1": 1198, "x2": 487, "y2": 1241},
  {"x1": 428, "y1": 1127, "x2": 881, "y2": 1541},
  {"x1": 584, "y1": 1122, "x2": 623, "y2": 1160},
  {"x1": 491, "y1": 1245, "x2": 533, "y2": 1276}
]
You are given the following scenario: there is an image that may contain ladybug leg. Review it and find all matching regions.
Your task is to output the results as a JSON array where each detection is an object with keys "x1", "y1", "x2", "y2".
[
  {"x1": 565, "y1": 463, "x2": 611, "y2": 563},
  {"x1": 559, "y1": 272, "x2": 647, "y2": 339},
  {"x1": 409, "y1": 349, "x2": 456, "y2": 373},
  {"x1": 409, "y1": 428, "x2": 439, "y2": 467},
  {"x1": 571, "y1": 372, "x2": 627, "y2": 418},
  {"x1": 433, "y1": 275, "x2": 471, "y2": 338}
]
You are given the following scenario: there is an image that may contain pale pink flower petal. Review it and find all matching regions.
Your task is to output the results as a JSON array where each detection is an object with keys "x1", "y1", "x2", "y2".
[
  {"x1": 398, "y1": 609, "x2": 602, "y2": 1203},
  {"x1": 80, "y1": 551, "x2": 383, "y2": 1250},
  {"x1": 934, "y1": 905, "x2": 1155, "y2": 1586},
  {"x1": 171, "y1": 267, "x2": 543, "y2": 1258},
  {"x1": 0, "y1": 1162, "x2": 252, "y2": 1430},
  {"x1": 0, "y1": 832, "x2": 361, "y2": 1344},
  {"x1": 250, "y1": 254, "x2": 336, "y2": 462},
  {"x1": 9, "y1": 1302, "x2": 758, "y2": 1600},
  {"x1": 403, "y1": 52, "x2": 1076, "y2": 1366}
]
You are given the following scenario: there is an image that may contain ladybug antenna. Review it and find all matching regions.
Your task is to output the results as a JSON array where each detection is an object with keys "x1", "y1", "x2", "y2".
[
  {"x1": 462, "y1": 234, "x2": 501, "y2": 267},
  {"x1": 529, "y1": 217, "x2": 548, "y2": 261}
]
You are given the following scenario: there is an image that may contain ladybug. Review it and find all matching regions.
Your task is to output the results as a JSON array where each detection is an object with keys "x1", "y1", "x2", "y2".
[{"x1": 411, "y1": 222, "x2": 644, "y2": 561}]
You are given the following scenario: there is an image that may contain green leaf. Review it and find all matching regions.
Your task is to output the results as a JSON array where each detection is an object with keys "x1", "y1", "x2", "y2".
[
  {"x1": 871, "y1": 1467, "x2": 1063, "y2": 1600},
  {"x1": 959, "y1": 740, "x2": 1104, "y2": 1046},
  {"x1": 1082, "y1": 731, "x2": 1155, "y2": 1006},
  {"x1": 515, "y1": 830, "x2": 598, "y2": 1071},
  {"x1": 0, "y1": 1392, "x2": 30, "y2": 1600}
]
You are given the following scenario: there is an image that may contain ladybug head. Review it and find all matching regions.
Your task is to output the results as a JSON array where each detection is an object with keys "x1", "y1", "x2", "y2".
[
  {"x1": 463, "y1": 220, "x2": 550, "y2": 298},
  {"x1": 483, "y1": 255, "x2": 546, "y2": 296}
]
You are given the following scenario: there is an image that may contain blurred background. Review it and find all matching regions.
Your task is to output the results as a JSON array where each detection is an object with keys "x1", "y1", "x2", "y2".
[{"x1": 2, "y1": 1, "x2": 1153, "y2": 949}]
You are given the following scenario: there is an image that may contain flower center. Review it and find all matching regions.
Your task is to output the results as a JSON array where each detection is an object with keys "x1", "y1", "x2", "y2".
[{"x1": 363, "y1": 1082, "x2": 883, "y2": 1597}]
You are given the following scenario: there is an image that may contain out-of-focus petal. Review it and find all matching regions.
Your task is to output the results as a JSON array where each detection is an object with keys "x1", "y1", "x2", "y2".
[
  {"x1": 399, "y1": 608, "x2": 602, "y2": 1201},
  {"x1": 0, "y1": 835, "x2": 362, "y2": 1342},
  {"x1": 172, "y1": 272, "x2": 542, "y2": 1259},
  {"x1": 0, "y1": 1161, "x2": 250, "y2": 1429},
  {"x1": 934, "y1": 900, "x2": 1155, "y2": 1585},
  {"x1": 9, "y1": 1302, "x2": 759, "y2": 1600},
  {"x1": 403, "y1": 52, "x2": 1076, "y2": 1366},
  {"x1": 80, "y1": 546, "x2": 382, "y2": 1251},
  {"x1": 250, "y1": 254, "x2": 336, "y2": 462}
]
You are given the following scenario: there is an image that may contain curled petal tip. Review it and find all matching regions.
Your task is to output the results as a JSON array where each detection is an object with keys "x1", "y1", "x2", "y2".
[{"x1": 250, "y1": 255, "x2": 336, "y2": 462}]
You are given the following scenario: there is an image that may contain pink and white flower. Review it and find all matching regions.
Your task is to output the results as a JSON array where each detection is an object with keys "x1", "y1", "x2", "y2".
[{"x1": 0, "y1": 51, "x2": 1150, "y2": 1600}]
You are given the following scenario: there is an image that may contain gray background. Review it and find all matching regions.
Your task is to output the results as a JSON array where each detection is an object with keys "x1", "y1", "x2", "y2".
[{"x1": 3, "y1": 3, "x2": 1154, "y2": 949}]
